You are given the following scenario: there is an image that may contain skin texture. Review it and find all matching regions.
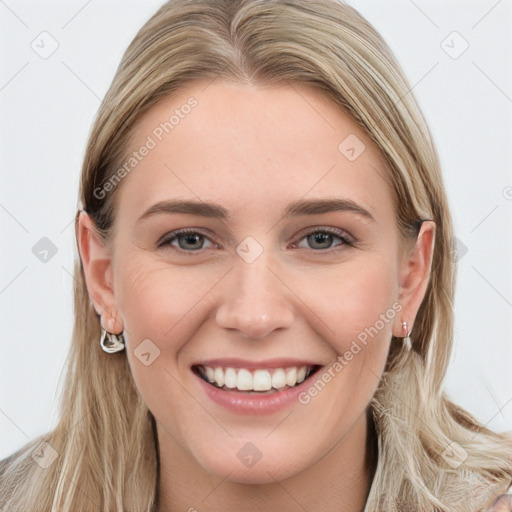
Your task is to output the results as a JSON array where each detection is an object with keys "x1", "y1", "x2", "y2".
[{"x1": 78, "y1": 79, "x2": 435, "y2": 512}]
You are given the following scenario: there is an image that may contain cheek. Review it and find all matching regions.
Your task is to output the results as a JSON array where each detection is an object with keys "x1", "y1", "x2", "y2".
[
  {"x1": 113, "y1": 254, "x2": 227, "y2": 343},
  {"x1": 290, "y1": 257, "x2": 398, "y2": 434},
  {"x1": 111, "y1": 256, "x2": 211, "y2": 431},
  {"x1": 299, "y1": 254, "x2": 399, "y2": 354}
]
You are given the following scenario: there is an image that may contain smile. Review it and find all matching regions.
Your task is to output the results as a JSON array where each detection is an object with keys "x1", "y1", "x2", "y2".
[{"x1": 194, "y1": 364, "x2": 319, "y2": 393}]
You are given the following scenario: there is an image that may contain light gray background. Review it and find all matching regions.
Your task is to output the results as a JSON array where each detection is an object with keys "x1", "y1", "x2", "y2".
[{"x1": 1, "y1": 0, "x2": 511, "y2": 460}]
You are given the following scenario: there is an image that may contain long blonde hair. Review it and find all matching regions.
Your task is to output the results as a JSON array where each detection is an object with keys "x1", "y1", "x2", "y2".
[{"x1": 1, "y1": 1, "x2": 511, "y2": 510}]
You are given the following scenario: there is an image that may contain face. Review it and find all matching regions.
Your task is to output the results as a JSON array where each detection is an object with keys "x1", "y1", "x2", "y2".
[{"x1": 80, "y1": 79, "x2": 430, "y2": 484}]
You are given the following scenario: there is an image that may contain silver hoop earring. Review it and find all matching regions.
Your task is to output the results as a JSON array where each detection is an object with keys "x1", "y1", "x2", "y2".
[
  {"x1": 401, "y1": 321, "x2": 412, "y2": 352},
  {"x1": 100, "y1": 328, "x2": 125, "y2": 353}
]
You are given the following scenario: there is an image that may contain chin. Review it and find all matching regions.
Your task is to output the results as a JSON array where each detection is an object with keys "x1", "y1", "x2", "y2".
[{"x1": 191, "y1": 440, "x2": 311, "y2": 484}]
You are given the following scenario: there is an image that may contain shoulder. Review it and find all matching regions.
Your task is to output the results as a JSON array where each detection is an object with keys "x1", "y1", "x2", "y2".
[
  {"x1": 0, "y1": 439, "x2": 43, "y2": 482},
  {"x1": 0, "y1": 447, "x2": 23, "y2": 505},
  {"x1": 0, "y1": 440, "x2": 47, "y2": 508},
  {"x1": 0, "y1": 447, "x2": 23, "y2": 474}
]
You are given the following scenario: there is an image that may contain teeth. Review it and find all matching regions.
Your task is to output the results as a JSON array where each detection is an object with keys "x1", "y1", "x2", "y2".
[
  {"x1": 198, "y1": 365, "x2": 314, "y2": 392},
  {"x1": 271, "y1": 368, "x2": 286, "y2": 389},
  {"x1": 213, "y1": 367, "x2": 224, "y2": 387},
  {"x1": 253, "y1": 369, "x2": 272, "y2": 391},
  {"x1": 224, "y1": 367, "x2": 237, "y2": 389},
  {"x1": 237, "y1": 369, "x2": 252, "y2": 391},
  {"x1": 285, "y1": 367, "x2": 297, "y2": 387},
  {"x1": 205, "y1": 366, "x2": 214, "y2": 383}
]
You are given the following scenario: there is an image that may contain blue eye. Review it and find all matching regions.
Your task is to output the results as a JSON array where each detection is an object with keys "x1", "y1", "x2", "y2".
[
  {"x1": 157, "y1": 227, "x2": 355, "y2": 253},
  {"x1": 157, "y1": 229, "x2": 215, "y2": 252},
  {"x1": 292, "y1": 227, "x2": 354, "y2": 251}
]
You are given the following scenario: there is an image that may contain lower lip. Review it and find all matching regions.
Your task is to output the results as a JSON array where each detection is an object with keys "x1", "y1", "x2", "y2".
[{"x1": 193, "y1": 369, "x2": 320, "y2": 415}]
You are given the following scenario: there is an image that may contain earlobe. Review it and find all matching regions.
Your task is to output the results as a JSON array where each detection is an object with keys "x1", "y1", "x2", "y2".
[
  {"x1": 77, "y1": 211, "x2": 121, "y2": 331},
  {"x1": 393, "y1": 220, "x2": 436, "y2": 337}
]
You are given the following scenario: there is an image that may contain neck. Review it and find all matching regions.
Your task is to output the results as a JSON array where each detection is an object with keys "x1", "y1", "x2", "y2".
[{"x1": 155, "y1": 410, "x2": 377, "y2": 512}]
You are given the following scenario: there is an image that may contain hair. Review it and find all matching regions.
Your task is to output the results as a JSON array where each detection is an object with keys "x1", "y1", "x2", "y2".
[{"x1": 2, "y1": 0, "x2": 511, "y2": 510}]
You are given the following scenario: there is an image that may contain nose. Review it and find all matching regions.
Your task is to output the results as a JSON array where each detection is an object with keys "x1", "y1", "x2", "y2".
[{"x1": 215, "y1": 253, "x2": 295, "y2": 340}]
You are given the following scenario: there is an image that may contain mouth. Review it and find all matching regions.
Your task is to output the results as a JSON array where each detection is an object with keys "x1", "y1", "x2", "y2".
[{"x1": 192, "y1": 363, "x2": 322, "y2": 395}]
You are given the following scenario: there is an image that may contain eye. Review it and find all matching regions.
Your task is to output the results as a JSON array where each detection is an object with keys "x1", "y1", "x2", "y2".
[
  {"x1": 157, "y1": 229, "x2": 217, "y2": 252},
  {"x1": 291, "y1": 227, "x2": 355, "y2": 251},
  {"x1": 157, "y1": 226, "x2": 355, "y2": 254}
]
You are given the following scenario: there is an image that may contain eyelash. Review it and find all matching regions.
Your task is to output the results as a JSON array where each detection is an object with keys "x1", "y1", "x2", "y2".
[{"x1": 157, "y1": 227, "x2": 356, "y2": 254}]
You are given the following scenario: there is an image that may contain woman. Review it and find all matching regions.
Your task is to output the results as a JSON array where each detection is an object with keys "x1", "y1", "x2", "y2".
[{"x1": 1, "y1": 0, "x2": 511, "y2": 510}]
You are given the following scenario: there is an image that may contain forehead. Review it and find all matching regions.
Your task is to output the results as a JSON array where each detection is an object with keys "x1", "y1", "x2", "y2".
[{"x1": 116, "y1": 80, "x2": 393, "y2": 227}]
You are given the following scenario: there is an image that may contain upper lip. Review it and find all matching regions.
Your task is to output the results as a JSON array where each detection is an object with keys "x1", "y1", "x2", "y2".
[{"x1": 191, "y1": 358, "x2": 323, "y2": 369}]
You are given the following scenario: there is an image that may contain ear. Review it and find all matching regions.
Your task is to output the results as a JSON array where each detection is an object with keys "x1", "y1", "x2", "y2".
[
  {"x1": 393, "y1": 220, "x2": 436, "y2": 337},
  {"x1": 77, "y1": 211, "x2": 123, "y2": 334}
]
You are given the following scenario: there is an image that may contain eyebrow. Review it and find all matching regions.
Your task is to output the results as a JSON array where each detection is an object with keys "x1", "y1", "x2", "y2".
[{"x1": 137, "y1": 198, "x2": 376, "y2": 223}]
